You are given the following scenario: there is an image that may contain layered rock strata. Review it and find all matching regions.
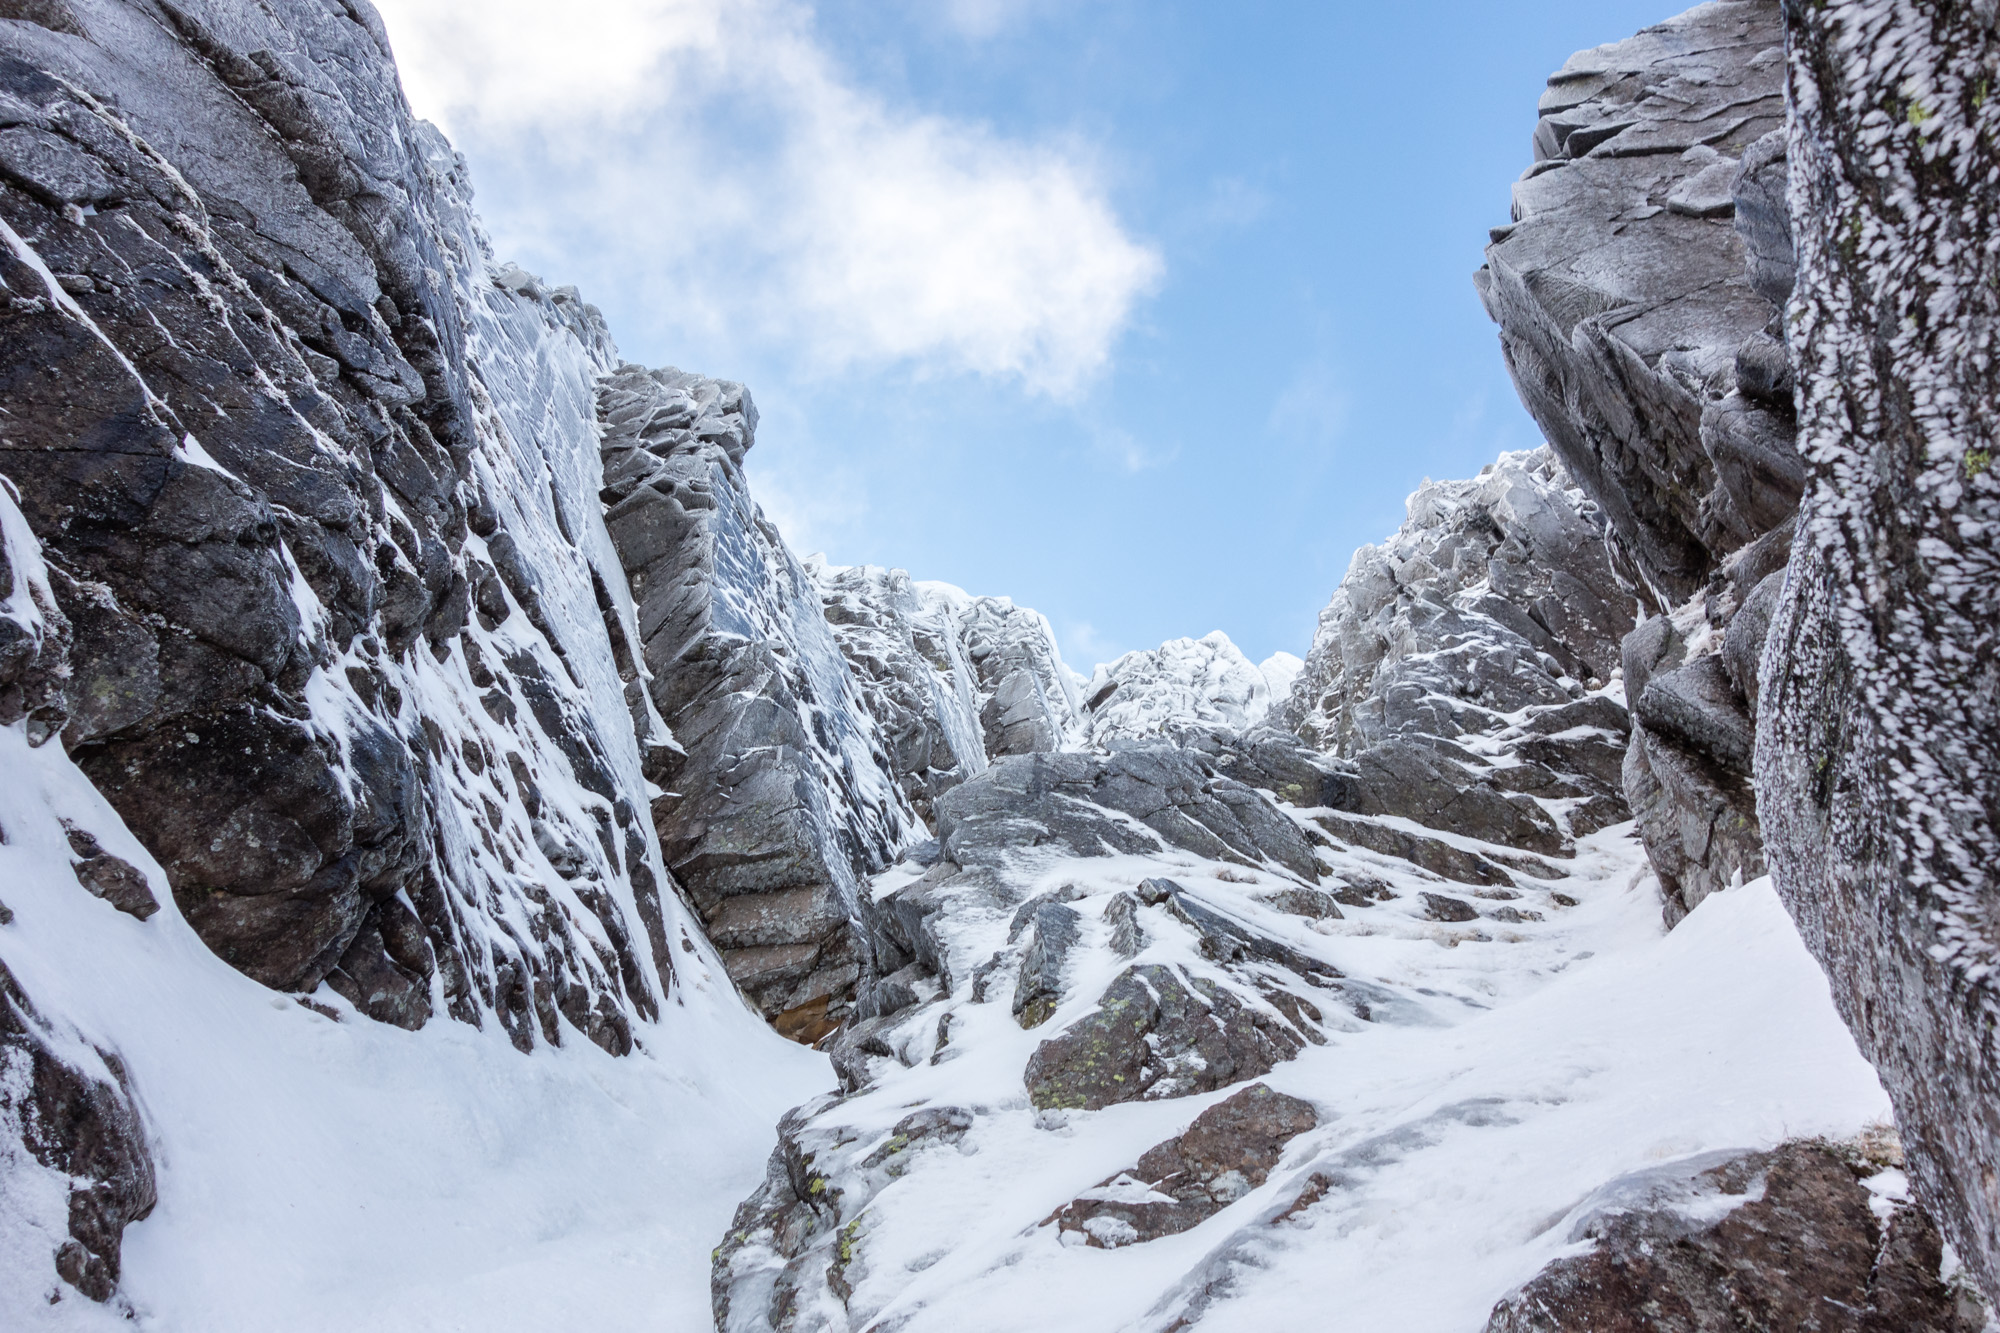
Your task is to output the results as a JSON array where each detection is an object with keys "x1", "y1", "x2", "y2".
[
  {"x1": 1759, "y1": 0, "x2": 2000, "y2": 1305},
  {"x1": 598, "y1": 370, "x2": 913, "y2": 1041},
  {"x1": 1476, "y1": 0, "x2": 1801, "y2": 922}
]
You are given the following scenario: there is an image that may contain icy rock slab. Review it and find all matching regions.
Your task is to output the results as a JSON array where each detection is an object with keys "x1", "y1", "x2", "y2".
[{"x1": 599, "y1": 366, "x2": 914, "y2": 1041}]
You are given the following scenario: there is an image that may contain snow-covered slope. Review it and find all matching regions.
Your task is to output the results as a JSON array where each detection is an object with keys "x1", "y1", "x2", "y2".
[
  {"x1": 0, "y1": 713, "x2": 828, "y2": 1331},
  {"x1": 712, "y1": 763, "x2": 1890, "y2": 1332}
]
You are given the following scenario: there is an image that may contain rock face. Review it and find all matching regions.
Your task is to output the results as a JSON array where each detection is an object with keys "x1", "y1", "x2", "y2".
[
  {"x1": 0, "y1": 0, "x2": 688, "y2": 1063},
  {"x1": 599, "y1": 370, "x2": 913, "y2": 1040},
  {"x1": 1080, "y1": 631, "x2": 1283, "y2": 748},
  {"x1": 1757, "y1": 0, "x2": 2000, "y2": 1306},
  {"x1": 1476, "y1": 0, "x2": 1801, "y2": 923},
  {"x1": 0, "y1": 955, "x2": 156, "y2": 1309},
  {"x1": 1279, "y1": 449, "x2": 1636, "y2": 855},
  {"x1": 1053, "y1": 1083, "x2": 1318, "y2": 1248},
  {"x1": 1485, "y1": 1142, "x2": 1979, "y2": 1333},
  {"x1": 811, "y1": 563, "x2": 991, "y2": 825}
]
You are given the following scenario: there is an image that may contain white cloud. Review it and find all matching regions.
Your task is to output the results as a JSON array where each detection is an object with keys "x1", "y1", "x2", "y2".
[
  {"x1": 373, "y1": 0, "x2": 1159, "y2": 396},
  {"x1": 1061, "y1": 619, "x2": 1123, "y2": 672}
]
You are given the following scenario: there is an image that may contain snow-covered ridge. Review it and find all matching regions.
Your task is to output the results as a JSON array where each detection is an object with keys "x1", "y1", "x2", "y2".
[{"x1": 1080, "y1": 631, "x2": 1295, "y2": 747}]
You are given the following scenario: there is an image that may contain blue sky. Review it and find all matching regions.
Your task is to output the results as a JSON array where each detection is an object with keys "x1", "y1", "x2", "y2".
[{"x1": 373, "y1": 0, "x2": 1672, "y2": 668}]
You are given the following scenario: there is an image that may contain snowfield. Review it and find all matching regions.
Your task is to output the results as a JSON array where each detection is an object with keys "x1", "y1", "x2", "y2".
[
  {"x1": 0, "y1": 723, "x2": 827, "y2": 1332},
  {"x1": 716, "y1": 811, "x2": 1890, "y2": 1333}
]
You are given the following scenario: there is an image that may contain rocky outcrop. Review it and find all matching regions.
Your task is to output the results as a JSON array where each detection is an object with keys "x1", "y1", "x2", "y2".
[
  {"x1": 1758, "y1": 0, "x2": 2000, "y2": 1307},
  {"x1": 1053, "y1": 1083, "x2": 1318, "y2": 1247},
  {"x1": 1080, "y1": 632, "x2": 1288, "y2": 748},
  {"x1": 954, "y1": 593, "x2": 1080, "y2": 759},
  {"x1": 812, "y1": 563, "x2": 991, "y2": 825},
  {"x1": 1477, "y1": 0, "x2": 1800, "y2": 922},
  {"x1": 0, "y1": 955, "x2": 156, "y2": 1309},
  {"x1": 1485, "y1": 1141, "x2": 1980, "y2": 1333},
  {"x1": 599, "y1": 369, "x2": 912, "y2": 1041},
  {"x1": 1279, "y1": 449, "x2": 1635, "y2": 855},
  {"x1": 0, "y1": 0, "x2": 685, "y2": 1061}
]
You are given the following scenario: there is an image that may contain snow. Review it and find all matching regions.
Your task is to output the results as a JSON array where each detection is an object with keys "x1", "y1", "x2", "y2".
[
  {"x1": 0, "y1": 722, "x2": 830, "y2": 1331},
  {"x1": 1083, "y1": 631, "x2": 1279, "y2": 746},
  {"x1": 758, "y1": 818, "x2": 1889, "y2": 1333}
]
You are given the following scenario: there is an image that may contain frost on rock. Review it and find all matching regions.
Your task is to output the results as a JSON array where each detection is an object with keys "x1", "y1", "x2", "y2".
[
  {"x1": 0, "y1": 5, "x2": 702, "y2": 1063},
  {"x1": 1477, "y1": 0, "x2": 1804, "y2": 924},
  {"x1": 601, "y1": 372, "x2": 915, "y2": 1042},
  {"x1": 1757, "y1": 0, "x2": 2000, "y2": 1304},
  {"x1": 1080, "y1": 631, "x2": 1277, "y2": 748}
]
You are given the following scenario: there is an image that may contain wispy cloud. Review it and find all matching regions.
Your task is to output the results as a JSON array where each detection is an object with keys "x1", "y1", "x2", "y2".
[
  {"x1": 373, "y1": 0, "x2": 1160, "y2": 397},
  {"x1": 1061, "y1": 619, "x2": 1123, "y2": 671},
  {"x1": 1268, "y1": 357, "x2": 1351, "y2": 445}
]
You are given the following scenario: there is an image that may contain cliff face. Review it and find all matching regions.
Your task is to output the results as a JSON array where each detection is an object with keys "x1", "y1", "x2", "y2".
[
  {"x1": 0, "y1": 0, "x2": 912, "y2": 1301},
  {"x1": 1760, "y1": 0, "x2": 2000, "y2": 1303},
  {"x1": 599, "y1": 370, "x2": 914, "y2": 1041},
  {"x1": 1477, "y1": 0, "x2": 1801, "y2": 924}
]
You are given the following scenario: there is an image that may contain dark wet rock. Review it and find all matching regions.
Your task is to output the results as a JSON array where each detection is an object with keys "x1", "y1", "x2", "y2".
[
  {"x1": 0, "y1": 958, "x2": 155, "y2": 1304},
  {"x1": 1420, "y1": 892, "x2": 1480, "y2": 924},
  {"x1": 1055, "y1": 1083, "x2": 1318, "y2": 1247},
  {"x1": 1012, "y1": 900, "x2": 1081, "y2": 1028},
  {"x1": 1759, "y1": 1, "x2": 2000, "y2": 1303},
  {"x1": 1485, "y1": 1143, "x2": 1980, "y2": 1333},
  {"x1": 1025, "y1": 964, "x2": 1308, "y2": 1111},
  {"x1": 63, "y1": 828, "x2": 158, "y2": 921}
]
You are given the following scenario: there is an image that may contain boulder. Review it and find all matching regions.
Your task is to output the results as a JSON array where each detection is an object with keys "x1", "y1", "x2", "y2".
[
  {"x1": 1485, "y1": 1143, "x2": 1980, "y2": 1332},
  {"x1": 1054, "y1": 1083, "x2": 1318, "y2": 1247},
  {"x1": 1024, "y1": 964, "x2": 1307, "y2": 1111}
]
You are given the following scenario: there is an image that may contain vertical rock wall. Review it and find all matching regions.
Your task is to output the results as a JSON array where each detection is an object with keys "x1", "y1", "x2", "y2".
[
  {"x1": 0, "y1": 0, "x2": 689, "y2": 1062},
  {"x1": 1761, "y1": 0, "x2": 2000, "y2": 1302},
  {"x1": 600, "y1": 369, "x2": 914, "y2": 1042},
  {"x1": 1476, "y1": 0, "x2": 1802, "y2": 922}
]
